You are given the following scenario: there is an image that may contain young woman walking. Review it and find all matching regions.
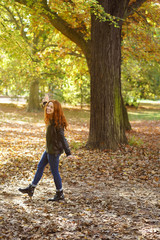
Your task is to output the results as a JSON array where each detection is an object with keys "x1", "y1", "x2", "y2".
[{"x1": 19, "y1": 100, "x2": 71, "y2": 201}]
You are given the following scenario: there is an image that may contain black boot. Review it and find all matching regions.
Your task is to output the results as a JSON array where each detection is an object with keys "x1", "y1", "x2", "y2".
[
  {"x1": 18, "y1": 184, "x2": 35, "y2": 197},
  {"x1": 48, "y1": 190, "x2": 64, "y2": 202}
]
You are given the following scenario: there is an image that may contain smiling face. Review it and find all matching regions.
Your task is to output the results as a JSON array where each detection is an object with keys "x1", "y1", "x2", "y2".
[{"x1": 46, "y1": 101, "x2": 54, "y2": 115}]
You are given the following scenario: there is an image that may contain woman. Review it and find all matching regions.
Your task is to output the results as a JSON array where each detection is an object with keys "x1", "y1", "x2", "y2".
[{"x1": 19, "y1": 100, "x2": 71, "y2": 201}]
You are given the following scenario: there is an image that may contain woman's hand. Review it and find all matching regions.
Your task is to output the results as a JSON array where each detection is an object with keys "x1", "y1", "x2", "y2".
[{"x1": 42, "y1": 94, "x2": 49, "y2": 106}]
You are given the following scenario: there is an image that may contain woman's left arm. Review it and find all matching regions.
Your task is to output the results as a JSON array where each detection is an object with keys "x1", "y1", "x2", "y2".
[{"x1": 58, "y1": 128, "x2": 71, "y2": 156}]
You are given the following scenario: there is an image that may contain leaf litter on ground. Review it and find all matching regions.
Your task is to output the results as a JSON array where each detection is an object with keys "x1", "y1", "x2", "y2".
[{"x1": 0, "y1": 104, "x2": 160, "y2": 240}]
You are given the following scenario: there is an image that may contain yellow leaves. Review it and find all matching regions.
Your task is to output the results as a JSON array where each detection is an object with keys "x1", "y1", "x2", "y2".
[{"x1": 49, "y1": 0, "x2": 90, "y2": 31}]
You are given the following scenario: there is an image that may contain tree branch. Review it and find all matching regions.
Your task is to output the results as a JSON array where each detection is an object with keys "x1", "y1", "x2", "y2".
[
  {"x1": 134, "y1": 10, "x2": 151, "y2": 26},
  {"x1": 0, "y1": 3, "x2": 31, "y2": 45},
  {"x1": 40, "y1": 44, "x2": 84, "y2": 58},
  {"x1": 125, "y1": 0, "x2": 148, "y2": 18},
  {"x1": 0, "y1": 4, "x2": 20, "y2": 29},
  {"x1": 14, "y1": 0, "x2": 91, "y2": 60}
]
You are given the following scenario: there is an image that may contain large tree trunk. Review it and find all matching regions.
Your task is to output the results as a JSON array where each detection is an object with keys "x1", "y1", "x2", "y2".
[
  {"x1": 27, "y1": 79, "x2": 40, "y2": 112},
  {"x1": 88, "y1": 0, "x2": 129, "y2": 150}
]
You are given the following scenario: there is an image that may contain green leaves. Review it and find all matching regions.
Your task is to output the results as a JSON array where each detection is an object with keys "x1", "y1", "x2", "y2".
[{"x1": 90, "y1": 0, "x2": 122, "y2": 27}]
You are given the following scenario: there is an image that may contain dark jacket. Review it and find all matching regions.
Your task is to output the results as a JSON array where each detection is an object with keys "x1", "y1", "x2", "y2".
[{"x1": 46, "y1": 120, "x2": 71, "y2": 156}]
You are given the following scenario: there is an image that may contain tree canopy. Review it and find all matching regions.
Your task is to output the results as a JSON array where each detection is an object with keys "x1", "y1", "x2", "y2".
[{"x1": 0, "y1": 0, "x2": 159, "y2": 149}]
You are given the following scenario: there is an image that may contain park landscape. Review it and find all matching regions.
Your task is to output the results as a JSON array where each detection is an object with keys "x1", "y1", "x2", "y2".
[
  {"x1": 0, "y1": 0, "x2": 160, "y2": 239},
  {"x1": 0, "y1": 102, "x2": 160, "y2": 239}
]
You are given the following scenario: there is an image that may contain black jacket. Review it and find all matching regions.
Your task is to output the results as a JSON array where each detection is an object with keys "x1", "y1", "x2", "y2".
[{"x1": 46, "y1": 120, "x2": 71, "y2": 156}]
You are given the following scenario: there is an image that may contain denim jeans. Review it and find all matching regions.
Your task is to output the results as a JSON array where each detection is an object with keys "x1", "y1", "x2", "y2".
[{"x1": 32, "y1": 151, "x2": 62, "y2": 190}]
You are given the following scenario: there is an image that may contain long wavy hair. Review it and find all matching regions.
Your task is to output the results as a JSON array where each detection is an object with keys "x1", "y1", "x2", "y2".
[{"x1": 44, "y1": 100, "x2": 68, "y2": 129}]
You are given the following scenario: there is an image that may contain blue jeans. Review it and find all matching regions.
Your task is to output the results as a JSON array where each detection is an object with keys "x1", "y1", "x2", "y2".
[{"x1": 32, "y1": 151, "x2": 62, "y2": 190}]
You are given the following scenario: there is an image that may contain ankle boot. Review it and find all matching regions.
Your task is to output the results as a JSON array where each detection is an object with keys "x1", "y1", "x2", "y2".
[
  {"x1": 48, "y1": 190, "x2": 64, "y2": 202},
  {"x1": 19, "y1": 184, "x2": 35, "y2": 197}
]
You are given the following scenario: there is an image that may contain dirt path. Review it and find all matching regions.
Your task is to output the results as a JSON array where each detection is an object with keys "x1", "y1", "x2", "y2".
[{"x1": 0, "y1": 120, "x2": 160, "y2": 239}]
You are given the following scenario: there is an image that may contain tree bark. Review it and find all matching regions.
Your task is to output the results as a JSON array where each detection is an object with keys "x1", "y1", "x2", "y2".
[
  {"x1": 27, "y1": 79, "x2": 40, "y2": 111},
  {"x1": 122, "y1": 97, "x2": 132, "y2": 130},
  {"x1": 88, "y1": 0, "x2": 129, "y2": 150}
]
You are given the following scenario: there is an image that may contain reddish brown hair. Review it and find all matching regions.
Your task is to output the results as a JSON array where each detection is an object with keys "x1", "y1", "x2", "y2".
[{"x1": 44, "y1": 100, "x2": 68, "y2": 129}]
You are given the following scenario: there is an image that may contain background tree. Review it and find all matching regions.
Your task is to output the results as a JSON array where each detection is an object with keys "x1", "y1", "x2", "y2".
[
  {"x1": 0, "y1": 1, "x2": 89, "y2": 109},
  {"x1": 122, "y1": 0, "x2": 160, "y2": 105}
]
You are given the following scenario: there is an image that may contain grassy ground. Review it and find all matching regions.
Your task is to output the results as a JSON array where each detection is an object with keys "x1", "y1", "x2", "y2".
[
  {"x1": 0, "y1": 102, "x2": 159, "y2": 123},
  {"x1": 128, "y1": 103, "x2": 160, "y2": 121}
]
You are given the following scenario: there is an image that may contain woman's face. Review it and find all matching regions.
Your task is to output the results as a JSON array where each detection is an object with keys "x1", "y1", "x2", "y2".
[{"x1": 46, "y1": 102, "x2": 54, "y2": 115}]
